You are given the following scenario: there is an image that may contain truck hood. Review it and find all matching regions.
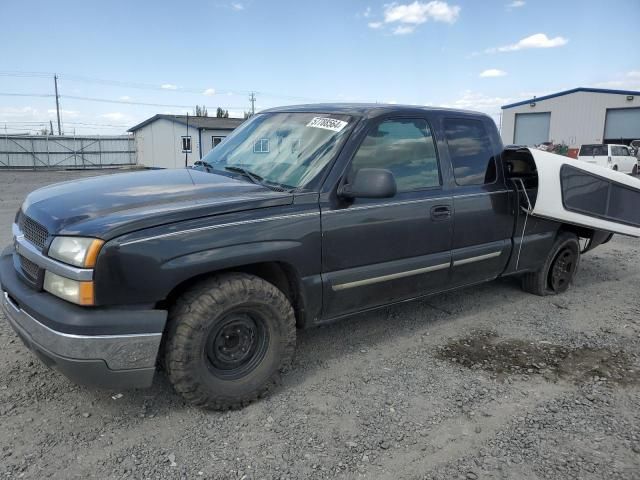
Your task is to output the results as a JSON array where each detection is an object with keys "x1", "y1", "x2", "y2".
[{"x1": 21, "y1": 169, "x2": 293, "y2": 239}]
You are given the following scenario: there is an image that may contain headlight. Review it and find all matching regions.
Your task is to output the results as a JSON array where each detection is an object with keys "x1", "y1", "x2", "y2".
[
  {"x1": 48, "y1": 237, "x2": 104, "y2": 267},
  {"x1": 44, "y1": 271, "x2": 94, "y2": 306}
]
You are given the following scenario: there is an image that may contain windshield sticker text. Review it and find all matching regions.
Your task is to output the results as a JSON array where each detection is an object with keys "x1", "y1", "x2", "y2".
[{"x1": 306, "y1": 117, "x2": 348, "y2": 132}]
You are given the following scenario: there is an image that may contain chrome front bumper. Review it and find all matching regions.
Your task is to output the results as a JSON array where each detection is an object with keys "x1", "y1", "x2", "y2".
[{"x1": 2, "y1": 291, "x2": 162, "y2": 371}]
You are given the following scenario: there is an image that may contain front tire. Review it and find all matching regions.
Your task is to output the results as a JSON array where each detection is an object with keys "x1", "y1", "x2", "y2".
[
  {"x1": 164, "y1": 273, "x2": 296, "y2": 410},
  {"x1": 521, "y1": 232, "x2": 580, "y2": 296}
]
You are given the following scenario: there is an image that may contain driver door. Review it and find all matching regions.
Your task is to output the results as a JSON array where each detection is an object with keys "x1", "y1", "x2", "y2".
[{"x1": 320, "y1": 117, "x2": 453, "y2": 319}]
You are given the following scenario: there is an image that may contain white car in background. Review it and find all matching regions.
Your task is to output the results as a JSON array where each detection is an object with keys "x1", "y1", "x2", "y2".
[{"x1": 577, "y1": 144, "x2": 638, "y2": 175}]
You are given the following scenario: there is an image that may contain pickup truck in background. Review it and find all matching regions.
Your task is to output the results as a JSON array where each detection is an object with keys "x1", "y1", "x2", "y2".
[{"x1": 2, "y1": 104, "x2": 638, "y2": 410}]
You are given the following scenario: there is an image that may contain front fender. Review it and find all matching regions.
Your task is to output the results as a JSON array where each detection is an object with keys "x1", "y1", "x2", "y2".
[
  {"x1": 93, "y1": 207, "x2": 321, "y2": 306},
  {"x1": 161, "y1": 240, "x2": 304, "y2": 284}
]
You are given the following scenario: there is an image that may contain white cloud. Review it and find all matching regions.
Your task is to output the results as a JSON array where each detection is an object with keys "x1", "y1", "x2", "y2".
[
  {"x1": 480, "y1": 68, "x2": 507, "y2": 78},
  {"x1": 593, "y1": 71, "x2": 640, "y2": 90},
  {"x1": 393, "y1": 25, "x2": 415, "y2": 35},
  {"x1": 385, "y1": 99, "x2": 398, "y2": 104},
  {"x1": 0, "y1": 106, "x2": 39, "y2": 118},
  {"x1": 440, "y1": 90, "x2": 512, "y2": 121},
  {"x1": 160, "y1": 83, "x2": 178, "y2": 90},
  {"x1": 384, "y1": 1, "x2": 461, "y2": 25},
  {"x1": 487, "y1": 33, "x2": 568, "y2": 53},
  {"x1": 368, "y1": 1, "x2": 460, "y2": 33},
  {"x1": 203, "y1": 88, "x2": 216, "y2": 96},
  {"x1": 507, "y1": 0, "x2": 525, "y2": 8},
  {"x1": 119, "y1": 95, "x2": 132, "y2": 101},
  {"x1": 231, "y1": 2, "x2": 244, "y2": 10},
  {"x1": 363, "y1": 6, "x2": 372, "y2": 17},
  {"x1": 100, "y1": 112, "x2": 127, "y2": 121},
  {"x1": 47, "y1": 109, "x2": 80, "y2": 118}
]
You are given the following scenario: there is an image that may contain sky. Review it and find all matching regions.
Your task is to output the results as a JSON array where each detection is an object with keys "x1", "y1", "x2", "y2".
[{"x1": 0, "y1": 0, "x2": 638, "y2": 135}]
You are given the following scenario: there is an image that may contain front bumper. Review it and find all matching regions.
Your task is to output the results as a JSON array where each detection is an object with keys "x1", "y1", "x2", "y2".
[{"x1": 0, "y1": 248, "x2": 167, "y2": 389}]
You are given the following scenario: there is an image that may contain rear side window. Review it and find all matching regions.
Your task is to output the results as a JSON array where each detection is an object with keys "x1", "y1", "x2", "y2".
[
  {"x1": 561, "y1": 165, "x2": 640, "y2": 227},
  {"x1": 579, "y1": 144, "x2": 608, "y2": 156},
  {"x1": 444, "y1": 118, "x2": 497, "y2": 186}
]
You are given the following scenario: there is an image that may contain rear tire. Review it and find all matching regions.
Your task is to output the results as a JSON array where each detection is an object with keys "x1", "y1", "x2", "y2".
[
  {"x1": 164, "y1": 273, "x2": 296, "y2": 410},
  {"x1": 521, "y1": 232, "x2": 580, "y2": 296}
]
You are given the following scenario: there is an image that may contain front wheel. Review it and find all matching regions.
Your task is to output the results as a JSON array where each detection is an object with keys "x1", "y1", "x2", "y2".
[
  {"x1": 164, "y1": 273, "x2": 296, "y2": 410},
  {"x1": 521, "y1": 232, "x2": 580, "y2": 296}
]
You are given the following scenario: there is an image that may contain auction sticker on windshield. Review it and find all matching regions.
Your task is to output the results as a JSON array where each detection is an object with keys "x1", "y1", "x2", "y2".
[{"x1": 306, "y1": 117, "x2": 348, "y2": 132}]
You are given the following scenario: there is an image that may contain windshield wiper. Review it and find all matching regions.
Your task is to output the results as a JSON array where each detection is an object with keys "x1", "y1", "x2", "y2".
[
  {"x1": 224, "y1": 166, "x2": 264, "y2": 185},
  {"x1": 223, "y1": 166, "x2": 293, "y2": 192}
]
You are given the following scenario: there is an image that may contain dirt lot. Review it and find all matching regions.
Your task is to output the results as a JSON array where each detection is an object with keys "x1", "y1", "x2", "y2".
[{"x1": 0, "y1": 169, "x2": 639, "y2": 480}]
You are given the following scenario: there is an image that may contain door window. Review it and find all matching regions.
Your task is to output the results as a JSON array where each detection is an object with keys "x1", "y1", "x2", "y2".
[
  {"x1": 350, "y1": 118, "x2": 440, "y2": 192},
  {"x1": 444, "y1": 118, "x2": 497, "y2": 185}
]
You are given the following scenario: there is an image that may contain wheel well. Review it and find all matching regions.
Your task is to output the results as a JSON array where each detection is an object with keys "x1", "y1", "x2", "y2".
[
  {"x1": 558, "y1": 223, "x2": 594, "y2": 240},
  {"x1": 558, "y1": 224, "x2": 613, "y2": 253},
  {"x1": 160, "y1": 262, "x2": 307, "y2": 327}
]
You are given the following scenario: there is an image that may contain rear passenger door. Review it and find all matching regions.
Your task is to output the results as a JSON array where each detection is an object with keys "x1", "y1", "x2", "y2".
[
  {"x1": 443, "y1": 117, "x2": 513, "y2": 286},
  {"x1": 320, "y1": 116, "x2": 453, "y2": 318}
]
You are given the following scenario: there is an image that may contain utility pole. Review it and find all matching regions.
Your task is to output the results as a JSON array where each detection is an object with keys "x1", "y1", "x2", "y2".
[
  {"x1": 49, "y1": 120, "x2": 54, "y2": 136},
  {"x1": 249, "y1": 92, "x2": 256, "y2": 116},
  {"x1": 185, "y1": 112, "x2": 189, "y2": 168},
  {"x1": 54, "y1": 75, "x2": 62, "y2": 135}
]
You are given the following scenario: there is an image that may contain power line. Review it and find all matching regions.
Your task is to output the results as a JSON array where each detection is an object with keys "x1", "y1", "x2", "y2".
[
  {"x1": 0, "y1": 92, "x2": 249, "y2": 110},
  {"x1": 63, "y1": 94, "x2": 249, "y2": 109},
  {"x1": 0, "y1": 70, "x2": 333, "y2": 103},
  {"x1": 0, "y1": 92, "x2": 54, "y2": 98},
  {"x1": 1, "y1": 121, "x2": 131, "y2": 128}
]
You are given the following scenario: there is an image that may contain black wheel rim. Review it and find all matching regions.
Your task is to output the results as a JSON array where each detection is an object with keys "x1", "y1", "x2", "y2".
[
  {"x1": 205, "y1": 311, "x2": 269, "y2": 379},
  {"x1": 549, "y1": 247, "x2": 577, "y2": 292}
]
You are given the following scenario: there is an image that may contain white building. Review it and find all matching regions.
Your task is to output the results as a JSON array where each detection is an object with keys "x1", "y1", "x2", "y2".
[
  {"x1": 128, "y1": 115, "x2": 244, "y2": 168},
  {"x1": 501, "y1": 88, "x2": 640, "y2": 155}
]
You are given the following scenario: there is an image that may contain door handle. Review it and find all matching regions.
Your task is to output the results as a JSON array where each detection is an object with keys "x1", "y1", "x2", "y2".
[{"x1": 431, "y1": 205, "x2": 451, "y2": 220}]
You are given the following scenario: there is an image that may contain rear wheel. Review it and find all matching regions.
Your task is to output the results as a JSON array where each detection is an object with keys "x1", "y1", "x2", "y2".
[
  {"x1": 521, "y1": 232, "x2": 580, "y2": 296},
  {"x1": 164, "y1": 273, "x2": 296, "y2": 410}
]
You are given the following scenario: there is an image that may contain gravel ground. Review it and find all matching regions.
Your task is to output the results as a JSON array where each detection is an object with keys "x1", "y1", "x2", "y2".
[{"x1": 0, "y1": 169, "x2": 639, "y2": 480}]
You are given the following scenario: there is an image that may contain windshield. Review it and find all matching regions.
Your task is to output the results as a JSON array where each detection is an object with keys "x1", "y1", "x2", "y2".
[{"x1": 199, "y1": 112, "x2": 354, "y2": 190}]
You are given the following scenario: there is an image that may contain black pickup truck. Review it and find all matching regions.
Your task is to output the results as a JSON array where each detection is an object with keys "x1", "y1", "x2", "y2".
[{"x1": 0, "y1": 104, "x2": 609, "y2": 409}]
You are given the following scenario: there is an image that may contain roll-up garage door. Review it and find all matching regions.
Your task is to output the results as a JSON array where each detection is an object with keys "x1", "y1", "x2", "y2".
[
  {"x1": 514, "y1": 112, "x2": 551, "y2": 146},
  {"x1": 604, "y1": 108, "x2": 640, "y2": 143}
]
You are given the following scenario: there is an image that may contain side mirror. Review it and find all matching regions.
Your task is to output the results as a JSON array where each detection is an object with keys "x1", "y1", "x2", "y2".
[{"x1": 339, "y1": 168, "x2": 397, "y2": 199}]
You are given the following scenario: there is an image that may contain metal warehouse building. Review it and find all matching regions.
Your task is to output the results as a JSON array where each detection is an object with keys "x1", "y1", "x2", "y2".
[
  {"x1": 500, "y1": 87, "x2": 640, "y2": 155},
  {"x1": 128, "y1": 114, "x2": 244, "y2": 169}
]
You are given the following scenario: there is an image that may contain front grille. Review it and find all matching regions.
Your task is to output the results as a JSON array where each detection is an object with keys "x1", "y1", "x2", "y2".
[
  {"x1": 19, "y1": 255, "x2": 40, "y2": 282},
  {"x1": 19, "y1": 214, "x2": 49, "y2": 251}
]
